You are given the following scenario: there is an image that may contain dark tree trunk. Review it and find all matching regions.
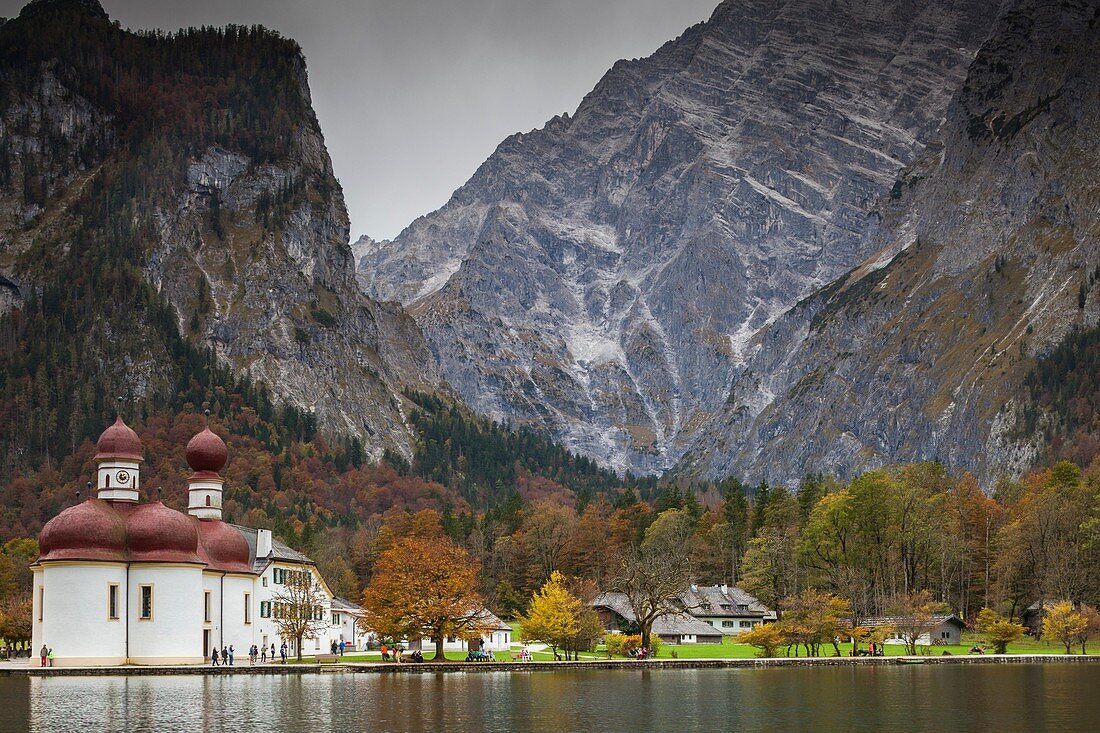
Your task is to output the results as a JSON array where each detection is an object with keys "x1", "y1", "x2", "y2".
[{"x1": 434, "y1": 635, "x2": 445, "y2": 661}]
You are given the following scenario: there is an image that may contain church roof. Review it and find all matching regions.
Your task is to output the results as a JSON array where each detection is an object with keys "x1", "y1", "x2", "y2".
[
  {"x1": 38, "y1": 499, "x2": 202, "y2": 564},
  {"x1": 94, "y1": 416, "x2": 144, "y2": 462}
]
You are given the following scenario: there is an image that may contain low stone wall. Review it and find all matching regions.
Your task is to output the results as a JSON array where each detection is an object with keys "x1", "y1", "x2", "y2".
[{"x1": 3, "y1": 653, "x2": 1098, "y2": 677}]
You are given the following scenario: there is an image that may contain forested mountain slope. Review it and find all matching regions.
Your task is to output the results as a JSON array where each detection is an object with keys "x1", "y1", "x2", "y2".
[{"x1": 0, "y1": 0, "x2": 440, "y2": 476}]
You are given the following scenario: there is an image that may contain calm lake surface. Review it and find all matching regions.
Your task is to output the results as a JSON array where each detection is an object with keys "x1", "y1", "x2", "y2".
[{"x1": 1, "y1": 664, "x2": 1097, "y2": 732}]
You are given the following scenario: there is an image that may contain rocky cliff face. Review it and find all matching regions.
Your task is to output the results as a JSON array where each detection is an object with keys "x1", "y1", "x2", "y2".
[
  {"x1": 357, "y1": 0, "x2": 1003, "y2": 474},
  {"x1": 678, "y1": 0, "x2": 1100, "y2": 484},
  {"x1": 0, "y1": 0, "x2": 439, "y2": 461}
]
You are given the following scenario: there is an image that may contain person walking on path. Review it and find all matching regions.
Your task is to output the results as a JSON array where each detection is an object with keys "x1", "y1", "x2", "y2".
[
  {"x1": 339, "y1": 640, "x2": 346, "y2": 656},
  {"x1": 381, "y1": 642, "x2": 388, "y2": 661},
  {"x1": 211, "y1": 647, "x2": 220, "y2": 666},
  {"x1": 270, "y1": 643, "x2": 276, "y2": 662},
  {"x1": 221, "y1": 646, "x2": 228, "y2": 667},
  {"x1": 39, "y1": 645, "x2": 47, "y2": 668},
  {"x1": 261, "y1": 645, "x2": 267, "y2": 663},
  {"x1": 280, "y1": 642, "x2": 287, "y2": 664},
  {"x1": 47, "y1": 648, "x2": 54, "y2": 667},
  {"x1": 228, "y1": 645, "x2": 235, "y2": 666}
]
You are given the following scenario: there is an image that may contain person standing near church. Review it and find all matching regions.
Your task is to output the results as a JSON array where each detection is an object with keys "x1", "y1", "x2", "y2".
[{"x1": 39, "y1": 644, "x2": 47, "y2": 667}]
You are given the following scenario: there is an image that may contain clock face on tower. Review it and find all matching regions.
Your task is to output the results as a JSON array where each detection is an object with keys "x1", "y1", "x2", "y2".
[{"x1": 115, "y1": 470, "x2": 130, "y2": 484}]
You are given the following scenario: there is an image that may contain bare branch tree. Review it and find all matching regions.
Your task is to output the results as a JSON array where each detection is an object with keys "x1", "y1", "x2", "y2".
[{"x1": 270, "y1": 569, "x2": 328, "y2": 661}]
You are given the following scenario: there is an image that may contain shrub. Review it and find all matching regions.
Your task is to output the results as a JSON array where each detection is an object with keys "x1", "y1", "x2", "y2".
[
  {"x1": 739, "y1": 623, "x2": 785, "y2": 658},
  {"x1": 976, "y1": 608, "x2": 1025, "y2": 654},
  {"x1": 605, "y1": 634, "x2": 625, "y2": 658}
]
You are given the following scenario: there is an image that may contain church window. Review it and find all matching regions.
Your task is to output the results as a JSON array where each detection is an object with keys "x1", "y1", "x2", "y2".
[
  {"x1": 38, "y1": 587, "x2": 44, "y2": 621},
  {"x1": 260, "y1": 601, "x2": 271, "y2": 618},
  {"x1": 205, "y1": 495, "x2": 211, "y2": 506},
  {"x1": 244, "y1": 593, "x2": 252, "y2": 624},
  {"x1": 108, "y1": 584, "x2": 120, "y2": 620},
  {"x1": 204, "y1": 591, "x2": 212, "y2": 623},
  {"x1": 139, "y1": 585, "x2": 153, "y2": 620},
  {"x1": 105, "y1": 474, "x2": 110, "y2": 488}
]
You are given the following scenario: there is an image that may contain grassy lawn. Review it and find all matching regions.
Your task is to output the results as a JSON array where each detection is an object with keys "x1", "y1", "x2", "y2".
[
  {"x1": 286, "y1": 628, "x2": 1095, "y2": 664},
  {"x1": 632, "y1": 632, "x2": 1095, "y2": 660}
]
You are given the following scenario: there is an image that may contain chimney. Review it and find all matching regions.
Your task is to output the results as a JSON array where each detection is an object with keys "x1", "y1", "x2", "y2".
[{"x1": 257, "y1": 528, "x2": 273, "y2": 559}]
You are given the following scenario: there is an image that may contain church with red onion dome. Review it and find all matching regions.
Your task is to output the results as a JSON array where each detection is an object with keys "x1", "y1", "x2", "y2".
[{"x1": 30, "y1": 416, "x2": 364, "y2": 667}]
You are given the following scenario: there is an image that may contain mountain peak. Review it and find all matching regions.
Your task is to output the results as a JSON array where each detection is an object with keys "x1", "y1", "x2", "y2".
[{"x1": 19, "y1": 0, "x2": 108, "y2": 21}]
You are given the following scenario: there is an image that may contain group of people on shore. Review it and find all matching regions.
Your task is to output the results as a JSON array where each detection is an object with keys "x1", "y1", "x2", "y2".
[
  {"x1": 377, "y1": 642, "x2": 424, "y2": 662},
  {"x1": 212, "y1": 642, "x2": 289, "y2": 666}
]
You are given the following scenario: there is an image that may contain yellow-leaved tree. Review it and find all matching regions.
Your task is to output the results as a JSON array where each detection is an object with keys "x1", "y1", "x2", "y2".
[
  {"x1": 1042, "y1": 602, "x2": 1089, "y2": 654},
  {"x1": 520, "y1": 571, "x2": 582, "y2": 660},
  {"x1": 975, "y1": 608, "x2": 1025, "y2": 654}
]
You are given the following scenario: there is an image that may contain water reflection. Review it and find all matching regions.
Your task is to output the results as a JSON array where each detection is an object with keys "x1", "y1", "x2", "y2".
[{"x1": 2, "y1": 664, "x2": 1097, "y2": 732}]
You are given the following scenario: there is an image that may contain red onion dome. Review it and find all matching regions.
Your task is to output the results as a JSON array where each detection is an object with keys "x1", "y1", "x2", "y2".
[
  {"x1": 38, "y1": 499, "x2": 127, "y2": 563},
  {"x1": 95, "y1": 416, "x2": 144, "y2": 462},
  {"x1": 186, "y1": 427, "x2": 228, "y2": 474},
  {"x1": 195, "y1": 520, "x2": 252, "y2": 573},
  {"x1": 125, "y1": 502, "x2": 202, "y2": 563}
]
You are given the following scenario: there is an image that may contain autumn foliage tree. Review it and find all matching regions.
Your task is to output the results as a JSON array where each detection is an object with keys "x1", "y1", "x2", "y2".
[
  {"x1": 975, "y1": 607, "x2": 1025, "y2": 654},
  {"x1": 739, "y1": 623, "x2": 784, "y2": 658},
  {"x1": 520, "y1": 571, "x2": 593, "y2": 660},
  {"x1": 1042, "y1": 602, "x2": 1089, "y2": 654},
  {"x1": 362, "y1": 535, "x2": 489, "y2": 661},
  {"x1": 888, "y1": 590, "x2": 951, "y2": 655},
  {"x1": 777, "y1": 589, "x2": 851, "y2": 657}
]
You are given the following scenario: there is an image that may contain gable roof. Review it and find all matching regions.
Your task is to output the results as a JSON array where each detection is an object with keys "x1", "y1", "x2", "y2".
[
  {"x1": 677, "y1": 585, "x2": 773, "y2": 618},
  {"x1": 230, "y1": 524, "x2": 315, "y2": 572},
  {"x1": 331, "y1": 596, "x2": 364, "y2": 614},
  {"x1": 592, "y1": 591, "x2": 721, "y2": 638},
  {"x1": 860, "y1": 614, "x2": 966, "y2": 629},
  {"x1": 475, "y1": 608, "x2": 511, "y2": 632}
]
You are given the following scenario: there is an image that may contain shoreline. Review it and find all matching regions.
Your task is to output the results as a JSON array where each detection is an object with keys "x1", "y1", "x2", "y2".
[{"x1": 3, "y1": 653, "x2": 1099, "y2": 677}]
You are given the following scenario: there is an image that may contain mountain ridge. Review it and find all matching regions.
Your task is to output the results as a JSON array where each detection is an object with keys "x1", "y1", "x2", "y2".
[{"x1": 356, "y1": 0, "x2": 1005, "y2": 475}]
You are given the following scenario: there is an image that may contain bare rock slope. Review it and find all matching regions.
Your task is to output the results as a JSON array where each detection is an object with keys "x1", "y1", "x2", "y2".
[
  {"x1": 358, "y1": 0, "x2": 1003, "y2": 474},
  {"x1": 679, "y1": 0, "x2": 1100, "y2": 483}
]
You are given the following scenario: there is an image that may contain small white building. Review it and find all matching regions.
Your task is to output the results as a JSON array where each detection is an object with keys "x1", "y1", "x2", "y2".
[
  {"x1": 863, "y1": 614, "x2": 966, "y2": 646},
  {"x1": 402, "y1": 609, "x2": 512, "y2": 653},
  {"x1": 31, "y1": 417, "x2": 362, "y2": 666},
  {"x1": 330, "y1": 596, "x2": 366, "y2": 651}
]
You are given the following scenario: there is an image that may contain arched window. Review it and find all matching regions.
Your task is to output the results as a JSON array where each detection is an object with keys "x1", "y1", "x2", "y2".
[
  {"x1": 205, "y1": 495, "x2": 212, "y2": 506},
  {"x1": 105, "y1": 474, "x2": 111, "y2": 488}
]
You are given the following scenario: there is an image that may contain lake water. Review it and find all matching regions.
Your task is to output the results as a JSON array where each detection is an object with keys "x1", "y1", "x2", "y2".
[{"x1": 0, "y1": 664, "x2": 1097, "y2": 732}]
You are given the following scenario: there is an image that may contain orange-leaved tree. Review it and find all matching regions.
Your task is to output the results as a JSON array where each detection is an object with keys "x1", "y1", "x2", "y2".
[{"x1": 362, "y1": 535, "x2": 489, "y2": 660}]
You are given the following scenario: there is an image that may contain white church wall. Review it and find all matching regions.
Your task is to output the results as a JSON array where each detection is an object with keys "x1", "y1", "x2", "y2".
[
  {"x1": 220, "y1": 574, "x2": 256, "y2": 657},
  {"x1": 37, "y1": 563, "x2": 127, "y2": 667},
  {"x1": 128, "y1": 565, "x2": 204, "y2": 664}
]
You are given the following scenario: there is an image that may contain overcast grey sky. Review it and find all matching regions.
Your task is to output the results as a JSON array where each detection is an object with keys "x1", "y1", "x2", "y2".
[{"x1": 4, "y1": 0, "x2": 718, "y2": 239}]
